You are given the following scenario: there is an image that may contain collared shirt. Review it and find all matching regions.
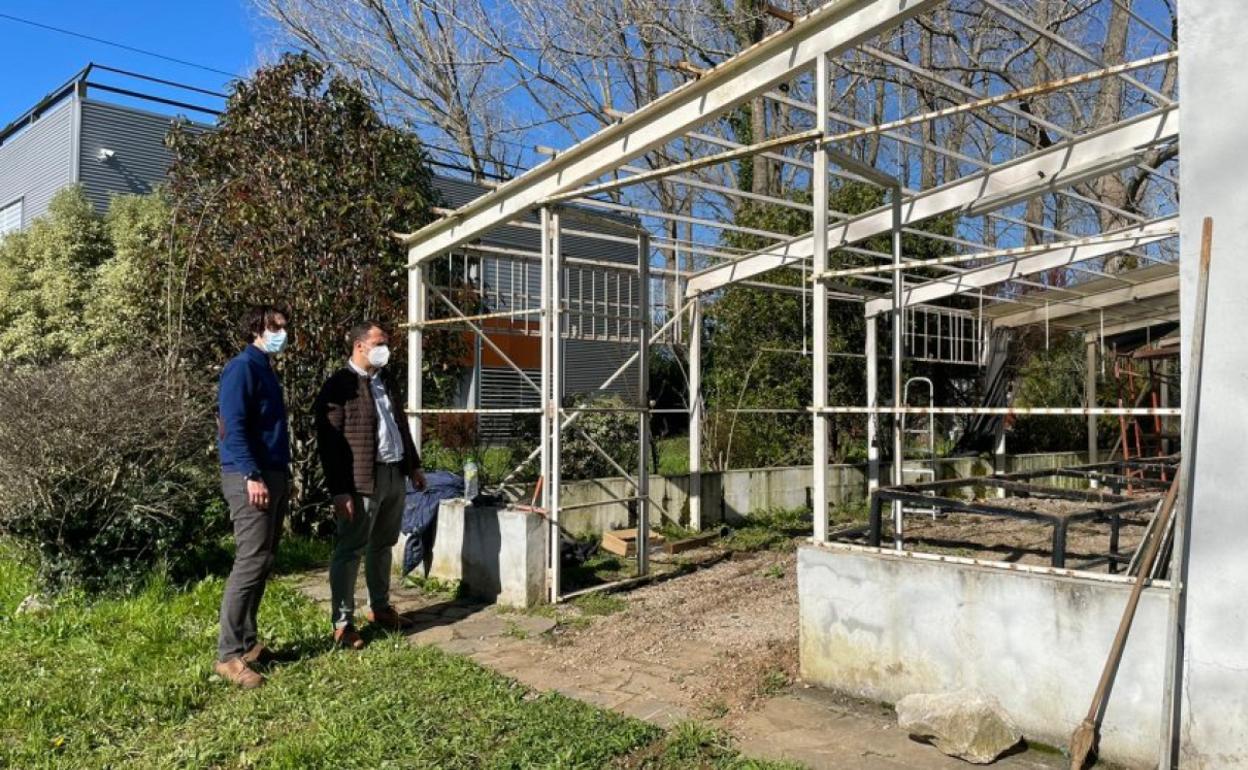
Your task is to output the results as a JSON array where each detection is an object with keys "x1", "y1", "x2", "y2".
[{"x1": 348, "y1": 359, "x2": 405, "y2": 464}]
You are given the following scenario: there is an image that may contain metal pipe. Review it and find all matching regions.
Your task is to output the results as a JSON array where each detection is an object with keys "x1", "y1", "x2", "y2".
[
  {"x1": 689, "y1": 299, "x2": 704, "y2": 531},
  {"x1": 549, "y1": 209, "x2": 565, "y2": 601},
  {"x1": 812, "y1": 406, "x2": 1181, "y2": 416},
  {"x1": 637, "y1": 231, "x2": 652, "y2": 576},
  {"x1": 891, "y1": 183, "x2": 904, "y2": 550},
  {"x1": 866, "y1": 316, "x2": 880, "y2": 491},
  {"x1": 812, "y1": 52, "x2": 831, "y2": 544},
  {"x1": 538, "y1": 208, "x2": 553, "y2": 600},
  {"x1": 408, "y1": 264, "x2": 426, "y2": 450}
]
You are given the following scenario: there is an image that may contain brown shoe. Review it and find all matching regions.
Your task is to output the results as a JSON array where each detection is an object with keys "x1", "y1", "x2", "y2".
[
  {"x1": 241, "y1": 643, "x2": 275, "y2": 666},
  {"x1": 333, "y1": 625, "x2": 366, "y2": 650},
  {"x1": 367, "y1": 605, "x2": 415, "y2": 630},
  {"x1": 214, "y1": 657, "x2": 265, "y2": 689}
]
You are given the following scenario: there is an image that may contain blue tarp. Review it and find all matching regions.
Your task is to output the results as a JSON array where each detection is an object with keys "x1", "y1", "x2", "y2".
[{"x1": 401, "y1": 471, "x2": 464, "y2": 577}]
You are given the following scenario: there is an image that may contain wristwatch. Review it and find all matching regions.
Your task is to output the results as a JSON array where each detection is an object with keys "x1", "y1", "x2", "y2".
[{"x1": 245, "y1": 470, "x2": 263, "y2": 482}]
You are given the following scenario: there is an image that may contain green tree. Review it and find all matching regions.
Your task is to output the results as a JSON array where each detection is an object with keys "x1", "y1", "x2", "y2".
[
  {"x1": 165, "y1": 52, "x2": 445, "y2": 525},
  {"x1": 82, "y1": 192, "x2": 176, "y2": 354},
  {"x1": 702, "y1": 183, "x2": 956, "y2": 468},
  {"x1": 0, "y1": 187, "x2": 178, "y2": 365},
  {"x1": 0, "y1": 187, "x2": 110, "y2": 364}
]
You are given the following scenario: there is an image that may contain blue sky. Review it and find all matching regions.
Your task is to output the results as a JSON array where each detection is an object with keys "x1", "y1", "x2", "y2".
[{"x1": 0, "y1": 1, "x2": 269, "y2": 124}]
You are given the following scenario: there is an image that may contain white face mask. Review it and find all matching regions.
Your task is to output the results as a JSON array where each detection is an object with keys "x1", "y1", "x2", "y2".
[
  {"x1": 367, "y1": 344, "x2": 391, "y2": 368},
  {"x1": 261, "y1": 329, "x2": 288, "y2": 355}
]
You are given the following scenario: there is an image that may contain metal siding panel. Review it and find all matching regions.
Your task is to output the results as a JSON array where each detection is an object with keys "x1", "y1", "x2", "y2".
[
  {"x1": 563, "y1": 338, "x2": 635, "y2": 401},
  {"x1": 0, "y1": 98, "x2": 75, "y2": 226},
  {"x1": 77, "y1": 100, "x2": 182, "y2": 212}
]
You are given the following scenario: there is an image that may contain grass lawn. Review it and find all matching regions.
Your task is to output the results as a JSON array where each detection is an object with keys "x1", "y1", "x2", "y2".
[
  {"x1": 0, "y1": 542, "x2": 797, "y2": 769},
  {"x1": 654, "y1": 437, "x2": 689, "y2": 477}
]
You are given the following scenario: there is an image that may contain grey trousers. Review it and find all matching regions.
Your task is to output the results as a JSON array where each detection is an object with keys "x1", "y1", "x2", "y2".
[
  {"x1": 217, "y1": 470, "x2": 288, "y2": 662},
  {"x1": 329, "y1": 463, "x2": 406, "y2": 628}
]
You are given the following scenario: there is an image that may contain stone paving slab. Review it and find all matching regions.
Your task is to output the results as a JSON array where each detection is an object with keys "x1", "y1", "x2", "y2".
[
  {"x1": 294, "y1": 571, "x2": 1066, "y2": 770},
  {"x1": 732, "y1": 689, "x2": 1064, "y2": 770}
]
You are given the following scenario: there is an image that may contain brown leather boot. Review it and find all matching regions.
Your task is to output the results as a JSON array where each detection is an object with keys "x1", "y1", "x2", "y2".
[
  {"x1": 333, "y1": 625, "x2": 365, "y2": 650},
  {"x1": 241, "y1": 643, "x2": 275, "y2": 666},
  {"x1": 367, "y1": 605, "x2": 415, "y2": 630},
  {"x1": 214, "y1": 657, "x2": 265, "y2": 689}
]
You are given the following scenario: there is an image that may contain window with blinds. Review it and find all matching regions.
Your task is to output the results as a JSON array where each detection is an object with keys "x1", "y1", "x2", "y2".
[{"x1": 0, "y1": 198, "x2": 21, "y2": 237}]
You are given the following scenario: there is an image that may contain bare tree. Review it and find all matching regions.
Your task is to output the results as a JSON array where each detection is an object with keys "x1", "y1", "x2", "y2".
[{"x1": 256, "y1": 0, "x2": 527, "y2": 179}]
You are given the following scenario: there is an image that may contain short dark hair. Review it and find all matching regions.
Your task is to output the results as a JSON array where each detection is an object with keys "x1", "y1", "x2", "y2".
[
  {"x1": 243, "y1": 304, "x2": 289, "y2": 342},
  {"x1": 348, "y1": 320, "x2": 387, "y2": 349}
]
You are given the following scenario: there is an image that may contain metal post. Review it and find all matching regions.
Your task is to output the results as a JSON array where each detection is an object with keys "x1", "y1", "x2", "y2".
[
  {"x1": 637, "y1": 232, "x2": 652, "y2": 575},
  {"x1": 1159, "y1": 358, "x2": 1171, "y2": 455},
  {"x1": 408, "y1": 263, "x2": 427, "y2": 449},
  {"x1": 1086, "y1": 336, "x2": 1099, "y2": 464},
  {"x1": 549, "y1": 210, "x2": 565, "y2": 601},
  {"x1": 539, "y1": 208, "x2": 554, "y2": 601},
  {"x1": 866, "y1": 315, "x2": 880, "y2": 491},
  {"x1": 891, "y1": 185, "x2": 904, "y2": 549},
  {"x1": 689, "y1": 298, "x2": 704, "y2": 531},
  {"x1": 812, "y1": 52, "x2": 831, "y2": 543}
]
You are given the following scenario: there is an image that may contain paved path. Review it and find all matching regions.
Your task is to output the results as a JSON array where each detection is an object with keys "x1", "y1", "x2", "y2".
[{"x1": 293, "y1": 571, "x2": 1065, "y2": 769}]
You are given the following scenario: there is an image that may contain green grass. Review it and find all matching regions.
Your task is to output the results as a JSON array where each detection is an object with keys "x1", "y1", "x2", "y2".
[
  {"x1": 400, "y1": 573, "x2": 466, "y2": 601},
  {"x1": 0, "y1": 540, "x2": 794, "y2": 769},
  {"x1": 722, "y1": 507, "x2": 811, "y2": 553},
  {"x1": 571, "y1": 592, "x2": 628, "y2": 617},
  {"x1": 644, "y1": 721, "x2": 805, "y2": 769},
  {"x1": 655, "y1": 437, "x2": 690, "y2": 477}
]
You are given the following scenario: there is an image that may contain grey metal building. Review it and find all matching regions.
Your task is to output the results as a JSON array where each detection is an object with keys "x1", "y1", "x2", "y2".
[{"x1": 0, "y1": 64, "x2": 218, "y2": 234}]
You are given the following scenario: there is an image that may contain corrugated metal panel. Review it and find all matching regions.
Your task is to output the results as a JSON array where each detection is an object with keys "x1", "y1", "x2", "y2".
[
  {"x1": 478, "y1": 366, "x2": 541, "y2": 443},
  {"x1": 0, "y1": 97, "x2": 75, "y2": 226},
  {"x1": 430, "y1": 176, "x2": 639, "y2": 264},
  {"x1": 78, "y1": 100, "x2": 182, "y2": 212},
  {"x1": 564, "y1": 338, "x2": 637, "y2": 401}
]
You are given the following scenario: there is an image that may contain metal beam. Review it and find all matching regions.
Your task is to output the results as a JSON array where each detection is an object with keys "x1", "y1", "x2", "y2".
[
  {"x1": 685, "y1": 107, "x2": 1178, "y2": 296},
  {"x1": 990, "y1": 274, "x2": 1180, "y2": 328},
  {"x1": 861, "y1": 218, "x2": 1178, "y2": 316},
  {"x1": 402, "y1": 0, "x2": 941, "y2": 263}
]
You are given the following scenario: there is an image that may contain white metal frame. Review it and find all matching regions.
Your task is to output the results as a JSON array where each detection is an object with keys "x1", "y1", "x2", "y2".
[{"x1": 403, "y1": 0, "x2": 1181, "y2": 600}]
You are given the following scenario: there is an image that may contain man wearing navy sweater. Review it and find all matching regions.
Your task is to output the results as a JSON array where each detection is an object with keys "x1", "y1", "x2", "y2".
[{"x1": 214, "y1": 305, "x2": 292, "y2": 689}]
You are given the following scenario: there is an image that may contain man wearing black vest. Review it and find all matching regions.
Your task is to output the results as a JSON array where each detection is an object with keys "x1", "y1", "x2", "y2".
[{"x1": 315, "y1": 321, "x2": 425, "y2": 649}]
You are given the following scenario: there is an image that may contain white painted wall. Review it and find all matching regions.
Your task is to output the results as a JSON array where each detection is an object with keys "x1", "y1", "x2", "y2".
[
  {"x1": 798, "y1": 545, "x2": 1168, "y2": 767},
  {"x1": 1177, "y1": 2, "x2": 1248, "y2": 766}
]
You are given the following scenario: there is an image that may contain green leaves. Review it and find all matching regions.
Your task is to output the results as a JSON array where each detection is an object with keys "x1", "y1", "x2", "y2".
[{"x1": 165, "y1": 52, "x2": 445, "y2": 527}]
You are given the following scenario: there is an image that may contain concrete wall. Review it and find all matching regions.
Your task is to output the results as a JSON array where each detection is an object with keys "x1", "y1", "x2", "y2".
[
  {"x1": 1176, "y1": 2, "x2": 1248, "y2": 765},
  {"x1": 798, "y1": 544, "x2": 1167, "y2": 767},
  {"x1": 545, "y1": 451, "x2": 1086, "y2": 535}
]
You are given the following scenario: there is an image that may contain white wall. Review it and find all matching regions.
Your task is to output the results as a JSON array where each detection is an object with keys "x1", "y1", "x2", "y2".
[
  {"x1": 798, "y1": 544, "x2": 1168, "y2": 767},
  {"x1": 1176, "y1": 2, "x2": 1248, "y2": 765}
]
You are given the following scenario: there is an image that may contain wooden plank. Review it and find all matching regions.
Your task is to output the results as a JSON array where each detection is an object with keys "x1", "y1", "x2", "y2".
[
  {"x1": 666, "y1": 532, "x2": 721, "y2": 554},
  {"x1": 601, "y1": 528, "x2": 666, "y2": 557}
]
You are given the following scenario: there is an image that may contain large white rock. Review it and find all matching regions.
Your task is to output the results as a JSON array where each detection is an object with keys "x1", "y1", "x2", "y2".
[{"x1": 896, "y1": 690, "x2": 1022, "y2": 764}]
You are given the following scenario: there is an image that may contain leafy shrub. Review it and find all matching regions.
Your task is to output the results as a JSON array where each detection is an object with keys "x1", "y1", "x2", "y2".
[
  {"x1": 0, "y1": 358, "x2": 219, "y2": 592},
  {"x1": 165, "y1": 52, "x2": 447, "y2": 528},
  {"x1": 561, "y1": 394, "x2": 641, "y2": 481}
]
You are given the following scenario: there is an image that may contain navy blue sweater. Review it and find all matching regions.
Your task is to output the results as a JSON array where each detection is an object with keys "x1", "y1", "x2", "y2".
[{"x1": 217, "y1": 344, "x2": 291, "y2": 475}]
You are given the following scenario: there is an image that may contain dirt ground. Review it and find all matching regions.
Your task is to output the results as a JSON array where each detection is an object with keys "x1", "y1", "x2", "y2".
[
  {"x1": 849, "y1": 495, "x2": 1159, "y2": 570},
  {"x1": 550, "y1": 547, "x2": 801, "y2": 717}
]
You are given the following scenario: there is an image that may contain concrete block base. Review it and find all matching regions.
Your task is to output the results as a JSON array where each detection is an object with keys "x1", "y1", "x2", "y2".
[
  {"x1": 397, "y1": 499, "x2": 547, "y2": 608},
  {"x1": 798, "y1": 543, "x2": 1167, "y2": 768}
]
